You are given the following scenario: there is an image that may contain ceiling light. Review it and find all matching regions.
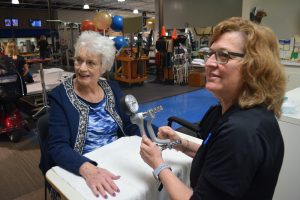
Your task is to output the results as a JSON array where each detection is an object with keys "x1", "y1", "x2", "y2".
[
  {"x1": 12, "y1": 0, "x2": 19, "y2": 4},
  {"x1": 83, "y1": 4, "x2": 90, "y2": 9},
  {"x1": 118, "y1": 0, "x2": 125, "y2": 2},
  {"x1": 133, "y1": 9, "x2": 139, "y2": 14}
]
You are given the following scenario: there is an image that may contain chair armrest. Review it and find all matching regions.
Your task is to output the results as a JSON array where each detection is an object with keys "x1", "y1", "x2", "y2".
[{"x1": 167, "y1": 116, "x2": 200, "y2": 133}]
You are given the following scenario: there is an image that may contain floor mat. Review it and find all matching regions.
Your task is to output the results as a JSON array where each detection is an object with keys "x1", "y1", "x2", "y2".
[
  {"x1": 122, "y1": 82, "x2": 201, "y2": 104},
  {"x1": 139, "y1": 88, "x2": 219, "y2": 129}
]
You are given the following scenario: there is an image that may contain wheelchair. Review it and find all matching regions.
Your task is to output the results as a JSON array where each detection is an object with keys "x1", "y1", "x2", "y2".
[{"x1": 0, "y1": 57, "x2": 29, "y2": 142}]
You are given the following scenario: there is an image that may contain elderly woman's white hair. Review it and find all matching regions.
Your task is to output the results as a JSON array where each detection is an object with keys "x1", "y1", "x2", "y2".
[{"x1": 74, "y1": 31, "x2": 116, "y2": 72}]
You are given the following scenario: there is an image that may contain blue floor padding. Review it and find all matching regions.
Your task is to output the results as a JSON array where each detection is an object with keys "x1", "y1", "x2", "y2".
[{"x1": 139, "y1": 89, "x2": 219, "y2": 130}]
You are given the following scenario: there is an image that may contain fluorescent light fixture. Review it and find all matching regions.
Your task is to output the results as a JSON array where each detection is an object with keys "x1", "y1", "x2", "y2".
[
  {"x1": 12, "y1": 0, "x2": 19, "y2": 4},
  {"x1": 83, "y1": 4, "x2": 90, "y2": 9},
  {"x1": 133, "y1": 9, "x2": 139, "y2": 14},
  {"x1": 46, "y1": 20, "x2": 62, "y2": 23},
  {"x1": 118, "y1": 0, "x2": 125, "y2": 2}
]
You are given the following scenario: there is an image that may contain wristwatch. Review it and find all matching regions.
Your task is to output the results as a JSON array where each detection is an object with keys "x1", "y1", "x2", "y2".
[{"x1": 152, "y1": 163, "x2": 172, "y2": 182}]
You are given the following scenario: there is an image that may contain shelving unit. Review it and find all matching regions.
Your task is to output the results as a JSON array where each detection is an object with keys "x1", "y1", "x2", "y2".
[{"x1": 114, "y1": 55, "x2": 148, "y2": 86}]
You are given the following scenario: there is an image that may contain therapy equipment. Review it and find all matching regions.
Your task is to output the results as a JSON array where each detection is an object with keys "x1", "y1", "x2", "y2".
[{"x1": 120, "y1": 94, "x2": 181, "y2": 149}]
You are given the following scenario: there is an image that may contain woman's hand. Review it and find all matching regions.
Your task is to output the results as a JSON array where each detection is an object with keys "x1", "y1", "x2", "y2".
[
  {"x1": 140, "y1": 135, "x2": 164, "y2": 169},
  {"x1": 158, "y1": 126, "x2": 187, "y2": 152},
  {"x1": 79, "y1": 162, "x2": 120, "y2": 199},
  {"x1": 158, "y1": 126, "x2": 180, "y2": 141}
]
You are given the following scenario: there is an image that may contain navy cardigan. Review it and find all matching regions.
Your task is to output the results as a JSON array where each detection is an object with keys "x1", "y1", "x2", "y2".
[{"x1": 40, "y1": 76, "x2": 139, "y2": 175}]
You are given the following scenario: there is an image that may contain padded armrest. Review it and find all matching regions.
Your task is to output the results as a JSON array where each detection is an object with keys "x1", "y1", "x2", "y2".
[{"x1": 167, "y1": 116, "x2": 200, "y2": 133}]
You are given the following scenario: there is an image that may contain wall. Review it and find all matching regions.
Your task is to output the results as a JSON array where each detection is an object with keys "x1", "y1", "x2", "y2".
[
  {"x1": 55, "y1": 10, "x2": 96, "y2": 49},
  {"x1": 56, "y1": 9, "x2": 95, "y2": 24},
  {"x1": 0, "y1": 7, "x2": 57, "y2": 40},
  {"x1": 242, "y1": 0, "x2": 300, "y2": 39},
  {"x1": 154, "y1": 0, "x2": 299, "y2": 40},
  {"x1": 160, "y1": 0, "x2": 243, "y2": 29},
  {"x1": 0, "y1": 8, "x2": 51, "y2": 29}
]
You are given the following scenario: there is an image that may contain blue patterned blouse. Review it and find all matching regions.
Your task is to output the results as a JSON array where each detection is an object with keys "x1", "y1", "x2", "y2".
[{"x1": 80, "y1": 96, "x2": 118, "y2": 154}]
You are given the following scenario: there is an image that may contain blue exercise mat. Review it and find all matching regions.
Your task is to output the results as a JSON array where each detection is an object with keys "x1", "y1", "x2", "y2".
[{"x1": 139, "y1": 89, "x2": 219, "y2": 129}]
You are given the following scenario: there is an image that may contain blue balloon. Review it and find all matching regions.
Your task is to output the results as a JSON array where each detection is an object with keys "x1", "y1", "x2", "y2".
[
  {"x1": 111, "y1": 15, "x2": 124, "y2": 32},
  {"x1": 113, "y1": 36, "x2": 128, "y2": 50}
]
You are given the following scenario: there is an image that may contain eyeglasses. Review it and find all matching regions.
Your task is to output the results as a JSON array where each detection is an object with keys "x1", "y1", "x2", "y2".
[
  {"x1": 203, "y1": 49, "x2": 245, "y2": 64},
  {"x1": 73, "y1": 56, "x2": 100, "y2": 69}
]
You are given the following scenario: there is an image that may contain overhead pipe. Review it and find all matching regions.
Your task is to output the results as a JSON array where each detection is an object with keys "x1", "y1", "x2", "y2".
[
  {"x1": 47, "y1": 0, "x2": 55, "y2": 54},
  {"x1": 158, "y1": 0, "x2": 163, "y2": 36}
]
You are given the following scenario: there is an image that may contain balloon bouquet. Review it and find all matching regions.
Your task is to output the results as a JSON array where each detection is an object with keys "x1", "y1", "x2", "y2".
[
  {"x1": 80, "y1": 12, "x2": 128, "y2": 52},
  {"x1": 111, "y1": 15, "x2": 128, "y2": 52},
  {"x1": 80, "y1": 11, "x2": 112, "y2": 33}
]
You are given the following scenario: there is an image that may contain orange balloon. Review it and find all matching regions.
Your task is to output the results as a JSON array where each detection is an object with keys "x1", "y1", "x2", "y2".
[
  {"x1": 81, "y1": 20, "x2": 95, "y2": 31},
  {"x1": 93, "y1": 11, "x2": 112, "y2": 30}
]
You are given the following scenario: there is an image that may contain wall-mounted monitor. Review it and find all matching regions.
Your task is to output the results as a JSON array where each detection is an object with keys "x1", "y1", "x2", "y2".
[
  {"x1": 4, "y1": 19, "x2": 11, "y2": 27},
  {"x1": 11, "y1": 18, "x2": 18, "y2": 27},
  {"x1": 29, "y1": 19, "x2": 42, "y2": 27},
  {"x1": 4, "y1": 18, "x2": 19, "y2": 27}
]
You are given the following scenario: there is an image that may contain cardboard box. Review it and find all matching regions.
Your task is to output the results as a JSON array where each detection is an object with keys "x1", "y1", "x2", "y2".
[{"x1": 188, "y1": 71, "x2": 206, "y2": 87}]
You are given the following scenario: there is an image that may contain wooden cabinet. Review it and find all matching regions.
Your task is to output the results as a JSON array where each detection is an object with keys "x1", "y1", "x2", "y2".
[{"x1": 114, "y1": 55, "x2": 148, "y2": 86}]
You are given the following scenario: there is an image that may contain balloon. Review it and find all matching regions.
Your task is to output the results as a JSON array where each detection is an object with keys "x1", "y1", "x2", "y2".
[
  {"x1": 93, "y1": 11, "x2": 112, "y2": 30},
  {"x1": 111, "y1": 15, "x2": 124, "y2": 32},
  {"x1": 96, "y1": 28, "x2": 104, "y2": 34},
  {"x1": 113, "y1": 36, "x2": 128, "y2": 50},
  {"x1": 80, "y1": 20, "x2": 96, "y2": 31}
]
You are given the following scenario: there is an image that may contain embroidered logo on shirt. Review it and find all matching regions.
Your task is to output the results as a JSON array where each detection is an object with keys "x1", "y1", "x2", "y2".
[{"x1": 203, "y1": 132, "x2": 212, "y2": 145}]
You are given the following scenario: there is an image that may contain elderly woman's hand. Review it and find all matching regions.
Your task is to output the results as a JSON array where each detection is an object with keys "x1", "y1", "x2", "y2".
[
  {"x1": 140, "y1": 135, "x2": 164, "y2": 169},
  {"x1": 79, "y1": 162, "x2": 120, "y2": 198}
]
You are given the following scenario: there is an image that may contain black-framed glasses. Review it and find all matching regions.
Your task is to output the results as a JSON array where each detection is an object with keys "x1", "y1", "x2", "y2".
[
  {"x1": 203, "y1": 49, "x2": 245, "y2": 64},
  {"x1": 73, "y1": 56, "x2": 100, "y2": 69}
]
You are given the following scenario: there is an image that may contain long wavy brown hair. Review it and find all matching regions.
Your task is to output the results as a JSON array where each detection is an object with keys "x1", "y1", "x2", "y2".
[
  {"x1": 210, "y1": 17, "x2": 286, "y2": 118},
  {"x1": 4, "y1": 40, "x2": 19, "y2": 56}
]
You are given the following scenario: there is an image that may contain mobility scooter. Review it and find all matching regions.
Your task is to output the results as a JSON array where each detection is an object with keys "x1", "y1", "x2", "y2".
[{"x1": 0, "y1": 57, "x2": 29, "y2": 142}]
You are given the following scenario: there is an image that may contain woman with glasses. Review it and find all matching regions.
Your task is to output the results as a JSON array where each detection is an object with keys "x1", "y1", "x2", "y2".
[
  {"x1": 45, "y1": 31, "x2": 139, "y2": 199},
  {"x1": 140, "y1": 17, "x2": 286, "y2": 200}
]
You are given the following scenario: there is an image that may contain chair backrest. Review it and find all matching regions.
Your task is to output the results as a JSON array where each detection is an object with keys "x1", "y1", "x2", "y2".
[{"x1": 37, "y1": 113, "x2": 49, "y2": 175}]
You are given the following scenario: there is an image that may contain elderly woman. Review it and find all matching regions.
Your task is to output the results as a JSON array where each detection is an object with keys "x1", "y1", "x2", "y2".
[
  {"x1": 140, "y1": 17, "x2": 286, "y2": 200},
  {"x1": 45, "y1": 31, "x2": 139, "y2": 199}
]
